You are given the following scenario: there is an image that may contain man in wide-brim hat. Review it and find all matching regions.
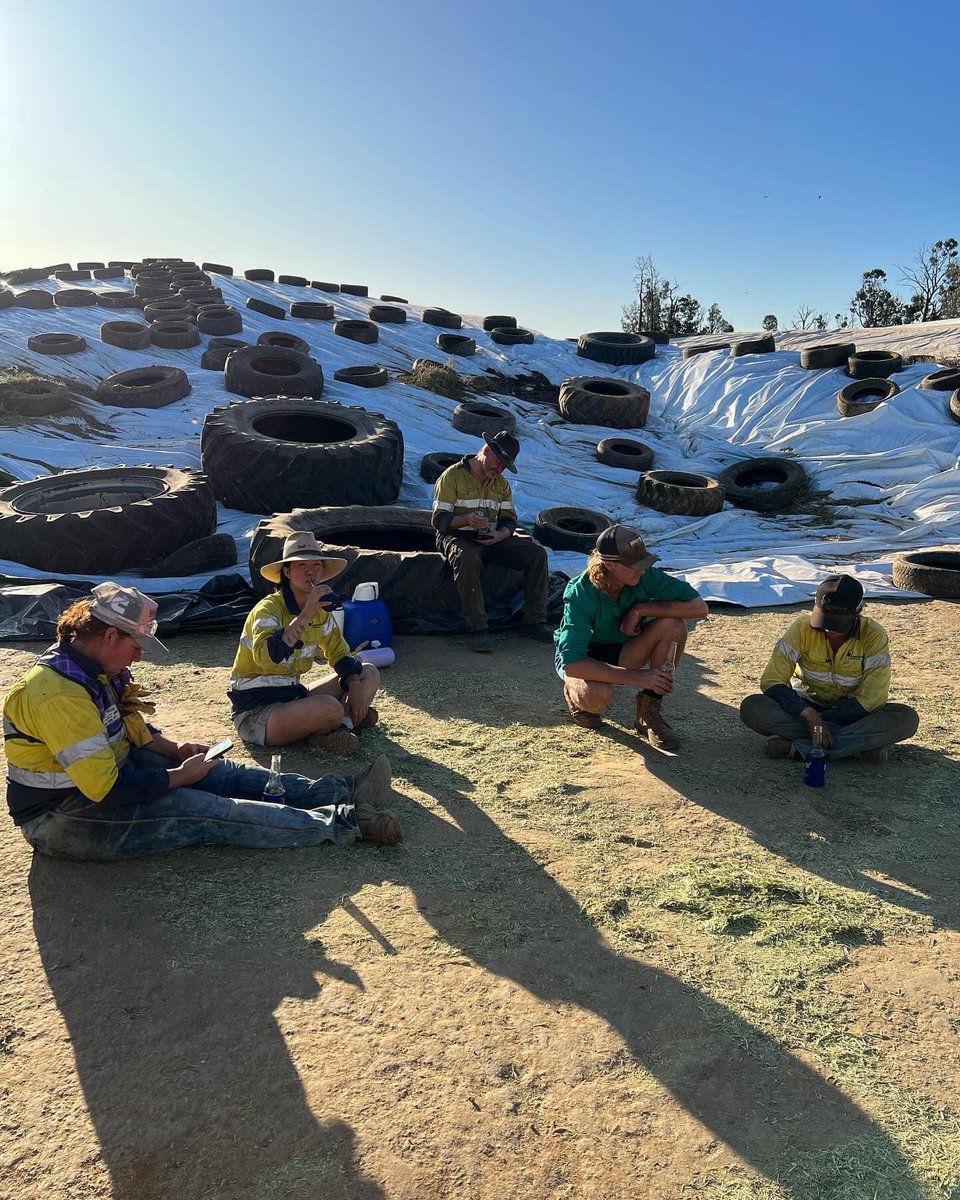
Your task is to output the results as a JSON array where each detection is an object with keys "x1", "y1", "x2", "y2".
[
  {"x1": 553, "y1": 524, "x2": 708, "y2": 751},
  {"x1": 431, "y1": 429, "x2": 554, "y2": 652},
  {"x1": 228, "y1": 532, "x2": 382, "y2": 756}
]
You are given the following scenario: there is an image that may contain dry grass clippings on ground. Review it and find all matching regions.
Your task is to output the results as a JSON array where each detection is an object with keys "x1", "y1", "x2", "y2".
[{"x1": 0, "y1": 602, "x2": 958, "y2": 1199}]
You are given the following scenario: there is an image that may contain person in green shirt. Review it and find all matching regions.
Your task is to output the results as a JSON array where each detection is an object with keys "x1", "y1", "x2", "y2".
[{"x1": 554, "y1": 524, "x2": 708, "y2": 751}]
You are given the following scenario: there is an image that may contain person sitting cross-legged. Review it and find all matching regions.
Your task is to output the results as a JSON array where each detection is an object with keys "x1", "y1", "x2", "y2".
[
  {"x1": 229, "y1": 533, "x2": 381, "y2": 757},
  {"x1": 740, "y1": 573, "x2": 919, "y2": 764}
]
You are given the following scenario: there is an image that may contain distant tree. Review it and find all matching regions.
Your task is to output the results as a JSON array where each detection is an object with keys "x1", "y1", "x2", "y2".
[
  {"x1": 762, "y1": 314, "x2": 778, "y2": 331},
  {"x1": 834, "y1": 312, "x2": 849, "y2": 329},
  {"x1": 672, "y1": 294, "x2": 704, "y2": 336},
  {"x1": 791, "y1": 304, "x2": 829, "y2": 331},
  {"x1": 704, "y1": 302, "x2": 733, "y2": 334},
  {"x1": 621, "y1": 254, "x2": 729, "y2": 336},
  {"x1": 850, "y1": 268, "x2": 904, "y2": 328},
  {"x1": 941, "y1": 260, "x2": 960, "y2": 320},
  {"x1": 898, "y1": 237, "x2": 958, "y2": 322}
]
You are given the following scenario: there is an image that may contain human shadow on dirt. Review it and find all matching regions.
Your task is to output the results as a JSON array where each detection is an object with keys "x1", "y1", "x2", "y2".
[
  {"x1": 29, "y1": 856, "x2": 385, "y2": 1200},
  {"x1": 625, "y1": 650, "x2": 960, "y2": 935}
]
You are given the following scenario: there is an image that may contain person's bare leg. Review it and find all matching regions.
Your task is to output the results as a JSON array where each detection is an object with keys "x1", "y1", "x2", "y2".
[
  {"x1": 308, "y1": 664, "x2": 381, "y2": 728},
  {"x1": 264, "y1": 694, "x2": 346, "y2": 746},
  {"x1": 620, "y1": 618, "x2": 687, "y2": 751},
  {"x1": 564, "y1": 675, "x2": 615, "y2": 721}
]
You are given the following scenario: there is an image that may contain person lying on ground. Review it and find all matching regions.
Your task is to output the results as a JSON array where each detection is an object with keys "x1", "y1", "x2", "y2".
[
  {"x1": 739, "y1": 573, "x2": 919, "y2": 764},
  {"x1": 554, "y1": 524, "x2": 708, "y2": 751},
  {"x1": 2, "y1": 582, "x2": 400, "y2": 861},
  {"x1": 229, "y1": 532, "x2": 381, "y2": 756},
  {"x1": 431, "y1": 429, "x2": 554, "y2": 653}
]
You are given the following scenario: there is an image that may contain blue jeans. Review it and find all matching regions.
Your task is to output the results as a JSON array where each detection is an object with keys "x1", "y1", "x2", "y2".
[
  {"x1": 739, "y1": 694, "x2": 919, "y2": 760},
  {"x1": 20, "y1": 749, "x2": 360, "y2": 862}
]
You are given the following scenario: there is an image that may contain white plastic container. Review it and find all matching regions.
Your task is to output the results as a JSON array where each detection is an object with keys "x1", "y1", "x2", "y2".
[{"x1": 352, "y1": 582, "x2": 379, "y2": 602}]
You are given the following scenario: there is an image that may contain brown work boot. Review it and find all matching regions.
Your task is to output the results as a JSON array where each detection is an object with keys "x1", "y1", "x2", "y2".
[
  {"x1": 635, "y1": 692, "x2": 679, "y2": 752},
  {"x1": 351, "y1": 754, "x2": 392, "y2": 807},
  {"x1": 355, "y1": 706, "x2": 379, "y2": 731},
  {"x1": 357, "y1": 807, "x2": 402, "y2": 845},
  {"x1": 308, "y1": 726, "x2": 360, "y2": 756}
]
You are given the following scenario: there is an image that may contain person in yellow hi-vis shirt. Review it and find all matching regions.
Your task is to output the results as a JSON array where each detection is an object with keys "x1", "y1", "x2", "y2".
[
  {"x1": 229, "y1": 532, "x2": 382, "y2": 757},
  {"x1": 740, "y1": 574, "x2": 919, "y2": 764}
]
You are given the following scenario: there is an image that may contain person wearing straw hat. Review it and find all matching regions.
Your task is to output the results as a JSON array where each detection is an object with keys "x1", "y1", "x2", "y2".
[
  {"x1": 228, "y1": 532, "x2": 382, "y2": 756},
  {"x1": 2, "y1": 581, "x2": 401, "y2": 859},
  {"x1": 432, "y1": 429, "x2": 553, "y2": 653},
  {"x1": 554, "y1": 524, "x2": 708, "y2": 750}
]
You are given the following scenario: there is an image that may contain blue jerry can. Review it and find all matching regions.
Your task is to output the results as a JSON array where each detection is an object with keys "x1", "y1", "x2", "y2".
[{"x1": 342, "y1": 597, "x2": 393, "y2": 650}]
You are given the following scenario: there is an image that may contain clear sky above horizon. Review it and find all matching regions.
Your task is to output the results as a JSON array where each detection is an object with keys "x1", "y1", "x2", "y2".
[{"x1": 1, "y1": 0, "x2": 958, "y2": 338}]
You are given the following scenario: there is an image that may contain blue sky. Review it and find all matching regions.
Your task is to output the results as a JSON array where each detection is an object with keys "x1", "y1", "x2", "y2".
[{"x1": 1, "y1": 0, "x2": 958, "y2": 337}]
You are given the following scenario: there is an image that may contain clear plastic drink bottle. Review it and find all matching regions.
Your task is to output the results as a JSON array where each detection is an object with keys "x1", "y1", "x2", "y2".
[
  {"x1": 662, "y1": 641, "x2": 679, "y2": 678},
  {"x1": 262, "y1": 753, "x2": 285, "y2": 804}
]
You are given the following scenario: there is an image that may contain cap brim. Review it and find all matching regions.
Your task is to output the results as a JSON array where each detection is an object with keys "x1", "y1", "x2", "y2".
[
  {"x1": 482, "y1": 432, "x2": 517, "y2": 472},
  {"x1": 633, "y1": 552, "x2": 659, "y2": 571},
  {"x1": 260, "y1": 554, "x2": 348, "y2": 584},
  {"x1": 810, "y1": 605, "x2": 856, "y2": 633},
  {"x1": 134, "y1": 632, "x2": 168, "y2": 657}
]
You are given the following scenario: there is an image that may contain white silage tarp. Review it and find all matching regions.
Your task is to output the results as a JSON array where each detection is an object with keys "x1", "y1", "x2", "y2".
[{"x1": 0, "y1": 271, "x2": 959, "y2": 606}]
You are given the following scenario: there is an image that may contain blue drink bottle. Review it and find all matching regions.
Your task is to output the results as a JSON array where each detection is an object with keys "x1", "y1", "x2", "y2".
[{"x1": 803, "y1": 725, "x2": 826, "y2": 788}]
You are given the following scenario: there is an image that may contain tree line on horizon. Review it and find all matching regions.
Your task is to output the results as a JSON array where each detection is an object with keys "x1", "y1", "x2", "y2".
[{"x1": 621, "y1": 239, "x2": 960, "y2": 336}]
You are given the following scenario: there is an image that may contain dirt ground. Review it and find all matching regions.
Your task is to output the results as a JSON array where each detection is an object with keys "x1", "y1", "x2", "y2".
[{"x1": 1, "y1": 601, "x2": 958, "y2": 1200}]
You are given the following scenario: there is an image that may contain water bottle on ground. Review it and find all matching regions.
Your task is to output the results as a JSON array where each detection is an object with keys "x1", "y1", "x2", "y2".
[
  {"x1": 262, "y1": 753, "x2": 285, "y2": 804},
  {"x1": 662, "y1": 641, "x2": 678, "y2": 679},
  {"x1": 803, "y1": 725, "x2": 827, "y2": 788}
]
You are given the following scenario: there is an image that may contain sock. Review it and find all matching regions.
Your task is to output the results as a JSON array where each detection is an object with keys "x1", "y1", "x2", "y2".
[{"x1": 641, "y1": 688, "x2": 660, "y2": 698}]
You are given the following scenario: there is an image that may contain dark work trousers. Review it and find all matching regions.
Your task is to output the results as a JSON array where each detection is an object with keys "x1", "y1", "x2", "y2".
[
  {"x1": 436, "y1": 532, "x2": 549, "y2": 632},
  {"x1": 740, "y1": 693, "x2": 919, "y2": 760}
]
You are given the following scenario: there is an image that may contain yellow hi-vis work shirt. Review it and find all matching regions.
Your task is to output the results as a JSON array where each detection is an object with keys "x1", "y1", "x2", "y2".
[
  {"x1": 760, "y1": 612, "x2": 891, "y2": 712},
  {"x1": 431, "y1": 458, "x2": 518, "y2": 532}
]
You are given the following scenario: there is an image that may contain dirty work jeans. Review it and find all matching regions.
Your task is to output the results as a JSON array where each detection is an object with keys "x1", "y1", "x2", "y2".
[
  {"x1": 19, "y1": 748, "x2": 360, "y2": 862},
  {"x1": 739, "y1": 694, "x2": 919, "y2": 760},
  {"x1": 436, "y1": 532, "x2": 549, "y2": 632}
]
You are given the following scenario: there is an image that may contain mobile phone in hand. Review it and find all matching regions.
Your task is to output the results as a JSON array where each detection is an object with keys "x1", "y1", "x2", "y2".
[{"x1": 203, "y1": 738, "x2": 234, "y2": 762}]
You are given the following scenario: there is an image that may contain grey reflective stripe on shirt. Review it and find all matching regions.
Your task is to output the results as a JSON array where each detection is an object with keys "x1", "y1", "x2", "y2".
[
  {"x1": 57, "y1": 732, "x2": 111, "y2": 767},
  {"x1": 228, "y1": 675, "x2": 304, "y2": 692},
  {"x1": 7, "y1": 763, "x2": 75, "y2": 789}
]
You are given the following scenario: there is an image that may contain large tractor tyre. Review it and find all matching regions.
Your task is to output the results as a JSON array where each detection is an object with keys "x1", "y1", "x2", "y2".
[
  {"x1": 200, "y1": 397, "x2": 404, "y2": 515},
  {"x1": 53, "y1": 289, "x2": 97, "y2": 307},
  {"x1": 491, "y1": 327, "x2": 535, "y2": 345},
  {"x1": 950, "y1": 390, "x2": 960, "y2": 424},
  {"x1": 197, "y1": 307, "x2": 243, "y2": 335},
  {"x1": 202, "y1": 262, "x2": 234, "y2": 276},
  {"x1": 13, "y1": 290, "x2": 55, "y2": 310},
  {"x1": 311, "y1": 281, "x2": 340, "y2": 293},
  {"x1": 730, "y1": 333, "x2": 776, "y2": 357},
  {"x1": 636, "y1": 470, "x2": 725, "y2": 517},
  {"x1": 716, "y1": 456, "x2": 806, "y2": 513},
  {"x1": 257, "y1": 330, "x2": 310, "y2": 354},
  {"x1": 340, "y1": 283, "x2": 368, "y2": 297},
  {"x1": 290, "y1": 301, "x2": 334, "y2": 320},
  {"x1": 93, "y1": 267, "x2": 124, "y2": 280},
  {"x1": 379, "y1": 294, "x2": 408, "y2": 304},
  {"x1": 559, "y1": 376, "x2": 650, "y2": 428},
  {"x1": 483, "y1": 315, "x2": 517, "y2": 331},
  {"x1": 576, "y1": 331, "x2": 656, "y2": 366},
  {"x1": 451, "y1": 401, "x2": 516, "y2": 437},
  {"x1": 799, "y1": 342, "x2": 857, "y2": 370},
  {"x1": 422, "y1": 307, "x2": 462, "y2": 329},
  {"x1": 334, "y1": 319, "x2": 379, "y2": 345},
  {"x1": 142, "y1": 533, "x2": 238, "y2": 578},
  {"x1": 95, "y1": 365, "x2": 191, "y2": 409},
  {"x1": 892, "y1": 551, "x2": 960, "y2": 598},
  {"x1": 836, "y1": 377, "x2": 899, "y2": 418},
  {"x1": 100, "y1": 321, "x2": 151, "y2": 350},
  {"x1": 638, "y1": 329, "x2": 670, "y2": 345},
  {"x1": 246, "y1": 297, "x2": 286, "y2": 319},
  {"x1": 55, "y1": 270, "x2": 91, "y2": 281},
  {"x1": 0, "y1": 466, "x2": 216, "y2": 574},
  {"x1": 0, "y1": 379, "x2": 71, "y2": 417},
  {"x1": 847, "y1": 350, "x2": 902, "y2": 379},
  {"x1": 368, "y1": 304, "x2": 407, "y2": 324},
  {"x1": 249, "y1": 506, "x2": 536, "y2": 627},
  {"x1": 0, "y1": 289, "x2": 13, "y2": 309},
  {"x1": 27, "y1": 332, "x2": 87, "y2": 356},
  {"x1": 244, "y1": 268, "x2": 275, "y2": 282},
  {"x1": 420, "y1": 452, "x2": 463, "y2": 484},
  {"x1": 436, "y1": 333, "x2": 476, "y2": 356},
  {"x1": 533, "y1": 507, "x2": 611, "y2": 554},
  {"x1": 278, "y1": 274, "x2": 308, "y2": 287},
  {"x1": 682, "y1": 340, "x2": 732, "y2": 359},
  {"x1": 150, "y1": 320, "x2": 200, "y2": 349},
  {"x1": 595, "y1": 437, "x2": 655, "y2": 472},
  {"x1": 333, "y1": 365, "x2": 389, "y2": 388},
  {"x1": 98, "y1": 292, "x2": 139, "y2": 308},
  {"x1": 920, "y1": 368, "x2": 960, "y2": 391},
  {"x1": 224, "y1": 345, "x2": 324, "y2": 399}
]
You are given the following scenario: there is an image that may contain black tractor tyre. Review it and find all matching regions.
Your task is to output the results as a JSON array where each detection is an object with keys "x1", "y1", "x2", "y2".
[
  {"x1": 716, "y1": 456, "x2": 807, "y2": 513},
  {"x1": 201, "y1": 348, "x2": 234, "y2": 371},
  {"x1": 257, "y1": 330, "x2": 310, "y2": 354},
  {"x1": 559, "y1": 376, "x2": 650, "y2": 428},
  {"x1": 53, "y1": 289, "x2": 96, "y2": 308},
  {"x1": 107, "y1": 261, "x2": 137, "y2": 270},
  {"x1": 27, "y1": 332, "x2": 87, "y2": 356},
  {"x1": 482, "y1": 315, "x2": 517, "y2": 331},
  {"x1": 422, "y1": 307, "x2": 462, "y2": 329},
  {"x1": 451, "y1": 401, "x2": 516, "y2": 437},
  {"x1": 368, "y1": 304, "x2": 407, "y2": 324},
  {"x1": 278, "y1": 274, "x2": 308, "y2": 287},
  {"x1": 95, "y1": 365, "x2": 191, "y2": 409},
  {"x1": 533, "y1": 506, "x2": 611, "y2": 553},
  {"x1": 244, "y1": 268, "x2": 275, "y2": 281},
  {"x1": 202, "y1": 262, "x2": 234, "y2": 275},
  {"x1": 638, "y1": 329, "x2": 670, "y2": 345},
  {"x1": 0, "y1": 466, "x2": 216, "y2": 574},
  {"x1": 920, "y1": 368, "x2": 960, "y2": 391},
  {"x1": 419, "y1": 452, "x2": 463, "y2": 484},
  {"x1": 333, "y1": 365, "x2": 389, "y2": 388},
  {"x1": 730, "y1": 333, "x2": 776, "y2": 357},
  {"x1": 225, "y1": 345, "x2": 324, "y2": 399},
  {"x1": 150, "y1": 320, "x2": 200, "y2": 349},
  {"x1": 437, "y1": 333, "x2": 476, "y2": 356},
  {"x1": 379, "y1": 294, "x2": 408, "y2": 304},
  {"x1": 290, "y1": 301, "x2": 335, "y2": 320},
  {"x1": 76, "y1": 262, "x2": 104, "y2": 271},
  {"x1": 576, "y1": 331, "x2": 656, "y2": 366},
  {"x1": 0, "y1": 379, "x2": 71, "y2": 417},
  {"x1": 201, "y1": 398, "x2": 404, "y2": 515},
  {"x1": 143, "y1": 301, "x2": 195, "y2": 323},
  {"x1": 847, "y1": 350, "x2": 902, "y2": 379},
  {"x1": 951, "y1": 390, "x2": 960, "y2": 424},
  {"x1": 799, "y1": 342, "x2": 857, "y2": 370},
  {"x1": 98, "y1": 292, "x2": 140, "y2": 308},
  {"x1": 197, "y1": 307, "x2": 243, "y2": 336},
  {"x1": 246, "y1": 297, "x2": 286, "y2": 319},
  {"x1": 100, "y1": 320, "x2": 151, "y2": 350},
  {"x1": 892, "y1": 551, "x2": 960, "y2": 598},
  {"x1": 209, "y1": 337, "x2": 251, "y2": 351},
  {"x1": 636, "y1": 470, "x2": 725, "y2": 516},
  {"x1": 142, "y1": 532, "x2": 238, "y2": 578},
  {"x1": 0, "y1": 290, "x2": 13, "y2": 309},
  {"x1": 491, "y1": 327, "x2": 535, "y2": 345},
  {"x1": 340, "y1": 283, "x2": 368, "y2": 297},
  {"x1": 837, "y1": 377, "x2": 899, "y2": 418},
  {"x1": 13, "y1": 290, "x2": 55, "y2": 309},
  {"x1": 3, "y1": 268, "x2": 51, "y2": 285},
  {"x1": 92, "y1": 266, "x2": 124, "y2": 280},
  {"x1": 311, "y1": 281, "x2": 340, "y2": 292},
  {"x1": 595, "y1": 437, "x2": 655, "y2": 472},
  {"x1": 334, "y1": 319, "x2": 379, "y2": 345},
  {"x1": 55, "y1": 270, "x2": 91, "y2": 281},
  {"x1": 682, "y1": 340, "x2": 732, "y2": 359}
]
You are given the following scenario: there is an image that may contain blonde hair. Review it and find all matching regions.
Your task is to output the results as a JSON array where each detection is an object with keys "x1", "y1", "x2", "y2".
[
  {"x1": 56, "y1": 599, "x2": 112, "y2": 643},
  {"x1": 586, "y1": 551, "x2": 619, "y2": 598}
]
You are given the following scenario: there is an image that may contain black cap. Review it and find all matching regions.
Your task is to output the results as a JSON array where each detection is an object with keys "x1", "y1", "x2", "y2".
[
  {"x1": 481, "y1": 429, "x2": 520, "y2": 473},
  {"x1": 811, "y1": 574, "x2": 864, "y2": 632}
]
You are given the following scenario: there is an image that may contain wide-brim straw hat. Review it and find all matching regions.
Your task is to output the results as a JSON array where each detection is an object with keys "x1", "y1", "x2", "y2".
[{"x1": 260, "y1": 531, "x2": 348, "y2": 585}]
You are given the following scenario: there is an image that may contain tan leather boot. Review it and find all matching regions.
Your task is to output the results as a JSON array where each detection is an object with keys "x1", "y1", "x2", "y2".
[{"x1": 635, "y1": 693, "x2": 680, "y2": 751}]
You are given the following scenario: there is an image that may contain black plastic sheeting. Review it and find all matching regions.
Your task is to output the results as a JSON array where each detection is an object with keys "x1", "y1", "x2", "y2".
[{"x1": 0, "y1": 571, "x2": 570, "y2": 642}]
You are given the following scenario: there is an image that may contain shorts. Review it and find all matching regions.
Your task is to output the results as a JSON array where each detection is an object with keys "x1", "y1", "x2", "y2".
[
  {"x1": 231, "y1": 702, "x2": 285, "y2": 746},
  {"x1": 554, "y1": 639, "x2": 626, "y2": 679}
]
